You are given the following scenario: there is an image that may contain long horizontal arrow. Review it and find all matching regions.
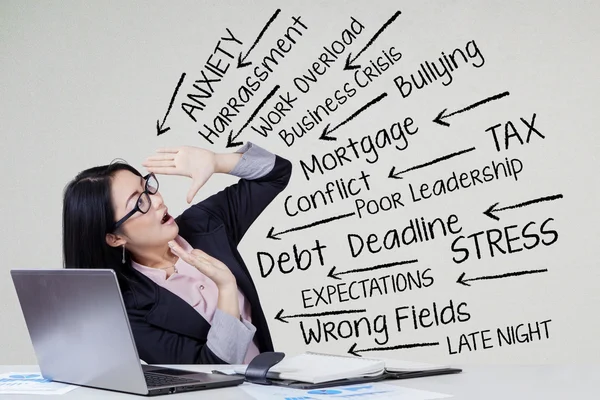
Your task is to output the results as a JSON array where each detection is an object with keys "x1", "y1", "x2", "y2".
[
  {"x1": 484, "y1": 194, "x2": 564, "y2": 221},
  {"x1": 389, "y1": 147, "x2": 476, "y2": 179},
  {"x1": 457, "y1": 268, "x2": 548, "y2": 287},
  {"x1": 227, "y1": 85, "x2": 280, "y2": 148},
  {"x1": 328, "y1": 259, "x2": 418, "y2": 280},
  {"x1": 320, "y1": 93, "x2": 387, "y2": 141},
  {"x1": 433, "y1": 91, "x2": 510, "y2": 127},
  {"x1": 344, "y1": 11, "x2": 402, "y2": 70},
  {"x1": 348, "y1": 342, "x2": 439, "y2": 357},
  {"x1": 267, "y1": 212, "x2": 355, "y2": 240},
  {"x1": 237, "y1": 9, "x2": 281, "y2": 68},
  {"x1": 275, "y1": 308, "x2": 367, "y2": 324},
  {"x1": 156, "y1": 72, "x2": 186, "y2": 136}
]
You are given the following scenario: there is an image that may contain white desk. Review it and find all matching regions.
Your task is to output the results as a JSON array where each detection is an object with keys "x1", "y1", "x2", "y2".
[{"x1": 0, "y1": 364, "x2": 596, "y2": 399}]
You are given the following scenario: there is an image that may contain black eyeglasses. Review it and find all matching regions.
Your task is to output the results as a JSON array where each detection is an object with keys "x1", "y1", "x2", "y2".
[{"x1": 112, "y1": 173, "x2": 159, "y2": 232}]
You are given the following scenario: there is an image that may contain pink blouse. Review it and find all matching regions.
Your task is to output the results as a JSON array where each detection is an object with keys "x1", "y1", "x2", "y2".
[{"x1": 131, "y1": 235, "x2": 260, "y2": 364}]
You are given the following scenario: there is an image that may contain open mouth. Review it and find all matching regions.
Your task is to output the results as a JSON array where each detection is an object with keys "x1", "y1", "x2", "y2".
[{"x1": 161, "y1": 210, "x2": 172, "y2": 224}]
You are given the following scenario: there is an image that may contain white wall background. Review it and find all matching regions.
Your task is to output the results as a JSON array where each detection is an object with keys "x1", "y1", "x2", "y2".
[{"x1": 1, "y1": 0, "x2": 598, "y2": 365}]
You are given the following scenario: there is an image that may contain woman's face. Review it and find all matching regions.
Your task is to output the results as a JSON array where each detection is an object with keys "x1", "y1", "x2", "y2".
[{"x1": 109, "y1": 170, "x2": 178, "y2": 247}]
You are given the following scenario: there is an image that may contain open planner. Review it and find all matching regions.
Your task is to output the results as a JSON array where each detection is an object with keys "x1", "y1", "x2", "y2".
[{"x1": 218, "y1": 351, "x2": 462, "y2": 389}]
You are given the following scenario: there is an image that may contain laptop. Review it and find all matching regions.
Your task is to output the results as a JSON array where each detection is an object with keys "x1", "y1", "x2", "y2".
[{"x1": 10, "y1": 268, "x2": 245, "y2": 396}]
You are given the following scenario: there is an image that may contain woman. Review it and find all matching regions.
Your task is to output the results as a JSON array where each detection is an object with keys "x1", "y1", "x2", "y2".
[{"x1": 62, "y1": 142, "x2": 292, "y2": 365}]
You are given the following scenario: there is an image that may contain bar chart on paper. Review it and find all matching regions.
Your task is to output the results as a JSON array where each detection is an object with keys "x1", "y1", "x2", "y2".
[{"x1": 0, "y1": 372, "x2": 77, "y2": 395}]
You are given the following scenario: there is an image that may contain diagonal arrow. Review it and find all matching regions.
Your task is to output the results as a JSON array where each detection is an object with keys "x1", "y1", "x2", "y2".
[
  {"x1": 344, "y1": 11, "x2": 402, "y2": 70},
  {"x1": 433, "y1": 91, "x2": 510, "y2": 127},
  {"x1": 237, "y1": 9, "x2": 281, "y2": 68},
  {"x1": 227, "y1": 85, "x2": 280, "y2": 148},
  {"x1": 457, "y1": 268, "x2": 548, "y2": 287},
  {"x1": 328, "y1": 259, "x2": 418, "y2": 280},
  {"x1": 320, "y1": 93, "x2": 387, "y2": 141},
  {"x1": 388, "y1": 166, "x2": 402, "y2": 179},
  {"x1": 483, "y1": 194, "x2": 564, "y2": 221},
  {"x1": 267, "y1": 212, "x2": 355, "y2": 240},
  {"x1": 348, "y1": 342, "x2": 439, "y2": 357},
  {"x1": 156, "y1": 72, "x2": 186, "y2": 136},
  {"x1": 388, "y1": 147, "x2": 476, "y2": 179},
  {"x1": 275, "y1": 308, "x2": 367, "y2": 324}
]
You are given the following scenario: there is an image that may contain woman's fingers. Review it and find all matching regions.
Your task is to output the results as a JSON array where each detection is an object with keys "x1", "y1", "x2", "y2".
[
  {"x1": 156, "y1": 147, "x2": 180, "y2": 153},
  {"x1": 190, "y1": 250, "x2": 210, "y2": 266},
  {"x1": 142, "y1": 160, "x2": 176, "y2": 168},
  {"x1": 190, "y1": 249, "x2": 207, "y2": 258},
  {"x1": 168, "y1": 240, "x2": 190, "y2": 261},
  {"x1": 144, "y1": 166, "x2": 178, "y2": 175},
  {"x1": 190, "y1": 249, "x2": 223, "y2": 270},
  {"x1": 169, "y1": 243, "x2": 214, "y2": 275},
  {"x1": 168, "y1": 242, "x2": 232, "y2": 285},
  {"x1": 190, "y1": 248, "x2": 224, "y2": 267},
  {"x1": 191, "y1": 258, "x2": 214, "y2": 276},
  {"x1": 145, "y1": 154, "x2": 176, "y2": 162}
]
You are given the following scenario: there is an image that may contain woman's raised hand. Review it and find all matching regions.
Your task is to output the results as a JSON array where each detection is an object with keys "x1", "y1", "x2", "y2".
[{"x1": 142, "y1": 146, "x2": 216, "y2": 204}]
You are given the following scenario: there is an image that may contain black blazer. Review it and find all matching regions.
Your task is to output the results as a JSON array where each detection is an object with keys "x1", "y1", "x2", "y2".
[{"x1": 119, "y1": 154, "x2": 292, "y2": 364}]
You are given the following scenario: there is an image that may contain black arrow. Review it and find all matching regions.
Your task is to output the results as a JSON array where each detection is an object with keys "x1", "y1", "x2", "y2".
[
  {"x1": 344, "y1": 11, "x2": 402, "y2": 70},
  {"x1": 484, "y1": 194, "x2": 564, "y2": 221},
  {"x1": 237, "y1": 9, "x2": 281, "y2": 68},
  {"x1": 227, "y1": 85, "x2": 280, "y2": 148},
  {"x1": 328, "y1": 259, "x2": 418, "y2": 280},
  {"x1": 156, "y1": 72, "x2": 186, "y2": 136},
  {"x1": 388, "y1": 166, "x2": 402, "y2": 179},
  {"x1": 457, "y1": 268, "x2": 548, "y2": 287},
  {"x1": 320, "y1": 93, "x2": 387, "y2": 141},
  {"x1": 348, "y1": 342, "x2": 439, "y2": 357},
  {"x1": 267, "y1": 212, "x2": 355, "y2": 240},
  {"x1": 433, "y1": 91, "x2": 510, "y2": 127},
  {"x1": 388, "y1": 147, "x2": 476, "y2": 179},
  {"x1": 275, "y1": 308, "x2": 367, "y2": 324}
]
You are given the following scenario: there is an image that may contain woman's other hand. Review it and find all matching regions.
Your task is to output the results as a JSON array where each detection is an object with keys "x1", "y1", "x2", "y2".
[
  {"x1": 168, "y1": 240, "x2": 236, "y2": 288},
  {"x1": 168, "y1": 240, "x2": 240, "y2": 318}
]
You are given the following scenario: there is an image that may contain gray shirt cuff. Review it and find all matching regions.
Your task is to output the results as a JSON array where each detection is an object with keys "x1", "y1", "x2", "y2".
[
  {"x1": 228, "y1": 142, "x2": 276, "y2": 180},
  {"x1": 206, "y1": 309, "x2": 257, "y2": 364}
]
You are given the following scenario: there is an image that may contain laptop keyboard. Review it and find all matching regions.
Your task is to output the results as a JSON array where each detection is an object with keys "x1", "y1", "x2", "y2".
[{"x1": 144, "y1": 372, "x2": 198, "y2": 388}]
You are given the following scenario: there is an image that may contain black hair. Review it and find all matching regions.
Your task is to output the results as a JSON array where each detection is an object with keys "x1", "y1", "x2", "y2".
[{"x1": 62, "y1": 160, "x2": 141, "y2": 284}]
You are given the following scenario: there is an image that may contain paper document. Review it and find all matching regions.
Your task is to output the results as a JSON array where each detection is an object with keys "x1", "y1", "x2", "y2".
[
  {"x1": 375, "y1": 357, "x2": 450, "y2": 371},
  {"x1": 0, "y1": 372, "x2": 78, "y2": 395},
  {"x1": 241, "y1": 381, "x2": 452, "y2": 400}
]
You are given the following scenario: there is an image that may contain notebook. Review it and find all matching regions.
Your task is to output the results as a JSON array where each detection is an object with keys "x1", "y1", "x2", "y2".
[{"x1": 229, "y1": 352, "x2": 461, "y2": 387}]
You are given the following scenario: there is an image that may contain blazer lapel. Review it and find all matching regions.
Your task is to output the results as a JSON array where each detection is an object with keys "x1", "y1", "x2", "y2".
[{"x1": 129, "y1": 267, "x2": 211, "y2": 340}]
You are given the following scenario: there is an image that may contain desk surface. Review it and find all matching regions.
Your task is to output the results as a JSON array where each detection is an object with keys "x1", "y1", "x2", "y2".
[{"x1": 0, "y1": 364, "x2": 596, "y2": 399}]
